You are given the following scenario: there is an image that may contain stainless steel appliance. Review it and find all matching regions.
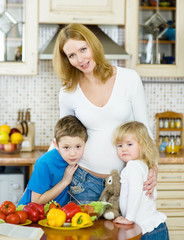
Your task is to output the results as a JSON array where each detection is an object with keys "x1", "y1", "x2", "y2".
[{"x1": 0, "y1": 167, "x2": 26, "y2": 205}]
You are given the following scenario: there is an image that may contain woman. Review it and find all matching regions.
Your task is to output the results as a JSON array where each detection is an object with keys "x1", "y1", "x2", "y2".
[{"x1": 50, "y1": 23, "x2": 157, "y2": 204}]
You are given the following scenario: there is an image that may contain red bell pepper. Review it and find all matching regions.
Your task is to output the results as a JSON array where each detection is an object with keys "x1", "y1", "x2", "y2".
[
  {"x1": 23, "y1": 205, "x2": 39, "y2": 222},
  {"x1": 61, "y1": 202, "x2": 81, "y2": 220},
  {"x1": 27, "y1": 202, "x2": 45, "y2": 220}
]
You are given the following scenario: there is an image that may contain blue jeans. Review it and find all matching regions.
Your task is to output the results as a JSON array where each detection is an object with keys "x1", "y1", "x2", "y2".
[
  {"x1": 69, "y1": 167, "x2": 106, "y2": 204},
  {"x1": 141, "y1": 222, "x2": 169, "y2": 240}
]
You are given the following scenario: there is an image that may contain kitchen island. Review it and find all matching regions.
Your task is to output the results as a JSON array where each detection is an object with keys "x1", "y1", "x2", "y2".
[{"x1": 31, "y1": 219, "x2": 142, "y2": 240}]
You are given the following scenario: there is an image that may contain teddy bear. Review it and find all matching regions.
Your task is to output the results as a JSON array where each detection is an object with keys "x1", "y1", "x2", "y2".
[{"x1": 99, "y1": 169, "x2": 121, "y2": 220}]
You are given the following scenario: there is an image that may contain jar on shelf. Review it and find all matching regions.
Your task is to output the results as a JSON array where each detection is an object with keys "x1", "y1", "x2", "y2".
[
  {"x1": 159, "y1": 135, "x2": 169, "y2": 152},
  {"x1": 164, "y1": 118, "x2": 169, "y2": 128},
  {"x1": 164, "y1": 135, "x2": 169, "y2": 143},
  {"x1": 169, "y1": 118, "x2": 175, "y2": 128},
  {"x1": 166, "y1": 135, "x2": 175, "y2": 154},
  {"x1": 175, "y1": 135, "x2": 181, "y2": 146},
  {"x1": 159, "y1": 118, "x2": 164, "y2": 128},
  {"x1": 175, "y1": 118, "x2": 182, "y2": 128},
  {"x1": 159, "y1": 135, "x2": 164, "y2": 145}
]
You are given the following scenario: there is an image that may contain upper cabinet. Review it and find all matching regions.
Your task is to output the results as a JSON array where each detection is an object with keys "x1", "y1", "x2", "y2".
[
  {"x1": 0, "y1": 0, "x2": 38, "y2": 75},
  {"x1": 125, "y1": 0, "x2": 184, "y2": 77},
  {"x1": 39, "y1": 0, "x2": 125, "y2": 25}
]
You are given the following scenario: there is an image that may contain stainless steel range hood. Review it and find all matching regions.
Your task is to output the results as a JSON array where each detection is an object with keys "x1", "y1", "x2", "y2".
[{"x1": 39, "y1": 25, "x2": 130, "y2": 60}]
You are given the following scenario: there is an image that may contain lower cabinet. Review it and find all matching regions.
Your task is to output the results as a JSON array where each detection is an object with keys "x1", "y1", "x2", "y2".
[{"x1": 156, "y1": 164, "x2": 184, "y2": 240}]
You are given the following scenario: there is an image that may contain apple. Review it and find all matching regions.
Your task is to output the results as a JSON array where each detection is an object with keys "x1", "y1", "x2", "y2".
[
  {"x1": 4, "y1": 142, "x2": 16, "y2": 152},
  {"x1": 9, "y1": 128, "x2": 21, "y2": 136},
  {"x1": 0, "y1": 143, "x2": 4, "y2": 150}
]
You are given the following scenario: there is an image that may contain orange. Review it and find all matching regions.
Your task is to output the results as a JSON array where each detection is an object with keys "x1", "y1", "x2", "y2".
[
  {"x1": 10, "y1": 132, "x2": 23, "y2": 144},
  {"x1": 0, "y1": 124, "x2": 11, "y2": 134}
]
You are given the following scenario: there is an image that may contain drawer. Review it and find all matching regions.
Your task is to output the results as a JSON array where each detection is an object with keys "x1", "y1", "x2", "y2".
[
  {"x1": 157, "y1": 182, "x2": 184, "y2": 190},
  {"x1": 158, "y1": 164, "x2": 184, "y2": 172},
  {"x1": 157, "y1": 190, "x2": 184, "y2": 198},
  {"x1": 169, "y1": 230, "x2": 184, "y2": 240},
  {"x1": 158, "y1": 172, "x2": 184, "y2": 182},
  {"x1": 156, "y1": 199, "x2": 184, "y2": 209},
  {"x1": 166, "y1": 217, "x2": 184, "y2": 229},
  {"x1": 160, "y1": 209, "x2": 184, "y2": 217}
]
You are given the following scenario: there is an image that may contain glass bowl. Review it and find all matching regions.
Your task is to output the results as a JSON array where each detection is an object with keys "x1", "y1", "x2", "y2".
[{"x1": 0, "y1": 143, "x2": 22, "y2": 154}]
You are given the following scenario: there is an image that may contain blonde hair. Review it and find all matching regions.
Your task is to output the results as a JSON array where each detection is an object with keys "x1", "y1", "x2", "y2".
[
  {"x1": 112, "y1": 121, "x2": 159, "y2": 168},
  {"x1": 53, "y1": 23, "x2": 113, "y2": 92}
]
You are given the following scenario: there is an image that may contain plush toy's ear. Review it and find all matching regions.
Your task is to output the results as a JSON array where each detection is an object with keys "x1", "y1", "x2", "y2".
[{"x1": 111, "y1": 170, "x2": 120, "y2": 196}]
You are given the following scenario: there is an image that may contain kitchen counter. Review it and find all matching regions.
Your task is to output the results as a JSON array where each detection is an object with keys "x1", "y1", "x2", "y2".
[
  {"x1": 31, "y1": 219, "x2": 142, "y2": 240},
  {"x1": 159, "y1": 149, "x2": 184, "y2": 164},
  {"x1": 0, "y1": 147, "x2": 47, "y2": 178},
  {"x1": 0, "y1": 147, "x2": 184, "y2": 179}
]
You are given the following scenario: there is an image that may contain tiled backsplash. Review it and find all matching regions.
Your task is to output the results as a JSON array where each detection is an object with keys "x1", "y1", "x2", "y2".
[{"x1": 0, "y1": 25, "x2": 184, "y2": 146}]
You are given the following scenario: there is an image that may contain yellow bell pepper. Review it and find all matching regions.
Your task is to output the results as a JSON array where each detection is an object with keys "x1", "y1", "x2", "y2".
[
  {"x1": 71, "y1": 212, "x2": 92, "y2": 227},
  {"x1": 47, "y1": 208, "x2": 66, "y2": 227}
]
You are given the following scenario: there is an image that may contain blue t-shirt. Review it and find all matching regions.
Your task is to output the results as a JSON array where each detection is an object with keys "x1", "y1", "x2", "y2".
[{"x1": 18, "y1": 149, "x2": 69, "y2": 207}]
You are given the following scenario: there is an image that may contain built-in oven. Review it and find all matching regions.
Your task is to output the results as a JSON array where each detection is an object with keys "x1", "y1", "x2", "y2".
[{"x1": 0, "y1": 166, "x2": 28, "y2": 205}]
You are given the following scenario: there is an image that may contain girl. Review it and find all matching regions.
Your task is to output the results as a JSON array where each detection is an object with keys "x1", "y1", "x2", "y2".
[{"x1": 113, "y1": 121, "x2": 169, "y2": 240}]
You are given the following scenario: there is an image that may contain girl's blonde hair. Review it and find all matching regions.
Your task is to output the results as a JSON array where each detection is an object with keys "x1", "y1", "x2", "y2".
[
  {"x1": 53, "y1": 23, "x2": 113, "y2": 92},
  {"x1": 112, "y1": 121, "x2": 159, "y2": 168}
]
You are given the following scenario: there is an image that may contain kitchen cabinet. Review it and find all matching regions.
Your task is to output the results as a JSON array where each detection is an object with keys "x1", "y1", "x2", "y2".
[
  {"x1": 0, "y1": 151, "x2": 40, "y2": 179},
  {"x1": 39, "y1": 0, "x2": 125, "y2": 25},
  {"x1": 0, "y1": 0, "x2": 38, "y2": 75},
  {"x1": 125, "y1": 0, "x2": 184, "y2": 77},
  {"x1": 155, "y1": 111, "x2": 183, "y2": 152},
  {"x1": 156, "y1": 163, "x2": 184, "y2": 240}
]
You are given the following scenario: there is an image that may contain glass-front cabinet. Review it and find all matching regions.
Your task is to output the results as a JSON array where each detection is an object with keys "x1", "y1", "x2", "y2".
[
  {"x1": 125, "y1": 0, "x2": 184, "y2": 77},
  {"x1": 0, "y1": 0, "x2": 38, "y2": 75}
]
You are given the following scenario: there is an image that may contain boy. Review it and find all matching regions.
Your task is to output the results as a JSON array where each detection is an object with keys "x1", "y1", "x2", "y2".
[{"x1": 17, "y1": 115, "x2": 88, "y2": 207}]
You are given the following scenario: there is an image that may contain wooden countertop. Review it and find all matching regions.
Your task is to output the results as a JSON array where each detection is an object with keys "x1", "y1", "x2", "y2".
[
  {"x1": 159, "y1": 149, "x2": 184, "y2": 164},
  {"x1": 31, "y1": 219, "x2": 142, "y2": 240},
  {"x1": 0, "y1": 146, "x2": 47, "y2": 165},
  {"x1": 0, "y1": 147, "x2": 184, "y2": 165}
]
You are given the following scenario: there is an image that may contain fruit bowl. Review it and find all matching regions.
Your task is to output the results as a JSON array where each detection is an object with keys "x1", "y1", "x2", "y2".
[
  {"x1": 0, "y1": 125, "x2": 23, "y2": 154},
  {"x1": 0, "y1": 143, "x2": 22, "y2": 154}
]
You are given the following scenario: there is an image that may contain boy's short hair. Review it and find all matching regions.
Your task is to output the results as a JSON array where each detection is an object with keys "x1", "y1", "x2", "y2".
[{"x1": 54, "y1": 115, "x2": 88, "y2": 143}]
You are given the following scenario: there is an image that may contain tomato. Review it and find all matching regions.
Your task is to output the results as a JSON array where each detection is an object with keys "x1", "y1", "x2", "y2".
[
  {"x1": 16, "y1": 211, "x2": 28, "y2": 224},
  {"x1": 0, "y1": 201, "x2": 16, "y2": 215},
  {"x1": 6, "y1": 213, "x2": 20, "y2": 224},
  {"x1": 49, "y1": 202, "x2": 61, "y2": 210},
  {"x1": 0, "y1": 211, "x2": 6, "y2": 221}
]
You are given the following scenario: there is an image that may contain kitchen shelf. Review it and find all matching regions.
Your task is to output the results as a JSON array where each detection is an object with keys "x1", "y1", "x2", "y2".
[
  {"x1": 6, "y1": 3, "x2": 24, "y2": 8},
  {"x1": 140, "y1": 7, "x2": 176, "y2": 10},
  {"x1": 155, "y1": 111, "x2": 184, "y2": 150},
  {"x1": 125, "y1": 0, "x2": 184, "y2": 77},
  {"x1": 139, "y1": 40, "x2": 175, "y2": 44}
]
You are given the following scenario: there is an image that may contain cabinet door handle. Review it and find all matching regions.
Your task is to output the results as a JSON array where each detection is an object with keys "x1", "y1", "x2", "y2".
[
  {"x1": 161, "y1": 203, "x2": 181, "y2": 207},
  {"x1": 161, "y1": 176, "x2": 182, "y2": 180},
  {"x1": 73, "y1": 17, "x2": 93, "y2": 21}
]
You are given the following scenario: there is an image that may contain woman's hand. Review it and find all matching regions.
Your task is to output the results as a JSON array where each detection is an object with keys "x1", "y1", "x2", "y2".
[
  {"x1": 113, "y1": 216, "x2": 134, "y2": 225},
  {"x1": 143, "y1": 165, "x2": 158, "y2": 197}
]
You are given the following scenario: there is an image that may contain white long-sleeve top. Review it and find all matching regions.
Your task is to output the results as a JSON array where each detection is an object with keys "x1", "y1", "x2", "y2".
[
  {"x1": 119, "y1": 160, "x2": 167, "y2": 234},
  {"x1": 51, "y1": 66, "x2": 153, "y2": 174}
]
